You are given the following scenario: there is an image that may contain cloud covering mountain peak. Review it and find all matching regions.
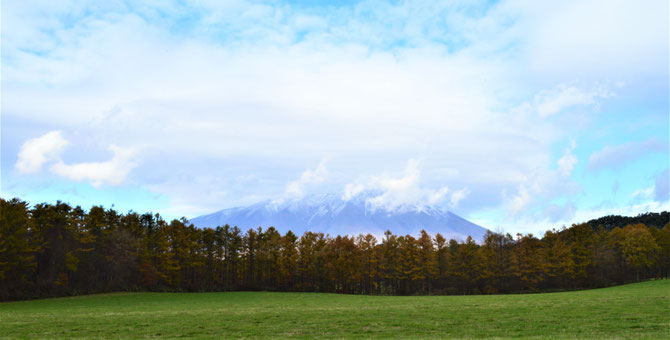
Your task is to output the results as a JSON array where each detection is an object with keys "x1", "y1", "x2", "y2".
[{"x1": 189, "y1": 192, "x2": 488, "y2": 242}]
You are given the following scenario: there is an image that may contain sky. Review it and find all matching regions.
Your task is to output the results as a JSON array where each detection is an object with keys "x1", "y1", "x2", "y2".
[{"x1": 1, "y1": 0, "x2": 668, "y2": 235}]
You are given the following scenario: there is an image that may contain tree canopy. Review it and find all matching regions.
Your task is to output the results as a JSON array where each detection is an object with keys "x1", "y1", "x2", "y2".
[{"x1": 1, "y1": 197, "x2": 668, "y2": 301}]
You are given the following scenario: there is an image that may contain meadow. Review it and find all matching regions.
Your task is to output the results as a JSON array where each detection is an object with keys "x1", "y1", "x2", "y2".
[{"x1": 1, "y1": 280, "x2": 668, "y2": 338}]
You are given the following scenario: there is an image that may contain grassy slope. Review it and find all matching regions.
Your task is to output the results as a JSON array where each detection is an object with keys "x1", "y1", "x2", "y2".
[{"x1": 1, "y1": 280, "x2": 668, "y2": 339}]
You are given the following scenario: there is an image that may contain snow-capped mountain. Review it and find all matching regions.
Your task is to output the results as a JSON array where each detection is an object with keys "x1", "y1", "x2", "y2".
[{"x1": 188, "y1": 193, "x2": 489, "y2": 242}]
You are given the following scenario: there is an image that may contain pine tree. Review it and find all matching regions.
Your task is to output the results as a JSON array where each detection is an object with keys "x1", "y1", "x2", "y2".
[
  {"x1": 31, "y1": 202, "x2": 81, "y2": 293},
  {"x1": 0, "y1": 198, "x2": 39, "y2": 300}
]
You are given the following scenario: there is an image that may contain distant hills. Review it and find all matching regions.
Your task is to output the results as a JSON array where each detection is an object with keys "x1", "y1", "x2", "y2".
[
  {"x1": 189, "y1": 193, "x2": 489, "y2": 241},
  {"x1": 586, "y1": 211, "x2": 669, "y2": 231}
]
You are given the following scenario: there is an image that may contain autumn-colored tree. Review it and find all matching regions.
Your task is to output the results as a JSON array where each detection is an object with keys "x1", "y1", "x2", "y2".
[
  {"x1": 200, "y1": 228, "x2": 218, "y2": 288},
  {"x1": 540, "y1": 229, "x2": 573, "y2": 289},
  {"x1": 590, "y1": 227, "x2": 621, "y2": 286},
  {"x1": 217, "y1": 225, "x2": 243, "y2": 290},
  {"x1": 297, "y1": 231, "x2": 327, "y2": 292},
  {"x1": 136, "y1": 213, "x2": 162, "y2": 288},
  {"x1": 280, "y1": 231, "x2": 299, "y2": 289},
  {"x1": 511, "y1": 234, "x2": 543, "y2": 291},
  {"x1": 565, "y1": 223, "x2": 593, "y2": 287},
  {"x1": 650, "y1": 223, "x2": 670, "y2": 278},
  {"x1": 356, "y1": 234, "x2": 378, "y2": 294},
  {"x1": 326, "y1": 236, "x2": 361, "y2": 293},
  {"x1": 416, "y1": 230, "x2": 437, "y2": 293},
  {"x1": 75, "y1": 206, "x2": 107, "y2": 291},
  {"x1": 104, "y1": 226, "x2": 140, "y2": 290},
  {"x1": 1, "y1": 197, "x2": 667, "y2": 301},
  {"x1": 378, "y1": 231, "x2": 401, "y2": 294},
  {"x1": 257, "y1": 227, "x2": 282, "y2": 289},
  {"x1": 478, "y1": 231, "x2": 513, "y2": 293},
  {"x1": 449, "y1": 236, "x2": 481, "y2": 294},
  {"x1": 242, "y1": 228, "x2": 258, "y2": 289},
  {"x1": 397, "y1": 235, "x2": 422, "y2": 294},
  {"x1": 434, "y1": 233, "x2": 449, "y2": 291},
  {"x1": 31, "y1": 202, "x2": 82, "y2": 293},
  {"x1": 622, "y1": 224, "x2": 660, "y2": 281},
  {"x1": 0, "y1": 199, "x2": 38, "y2": 300}
]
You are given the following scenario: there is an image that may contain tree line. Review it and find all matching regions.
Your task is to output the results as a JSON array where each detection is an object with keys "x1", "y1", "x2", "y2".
[
  {"x1": 1, "y1": 197, "x2": 669, "y2": 301},
  {"x1": 586, "y1": 212, "x2": 669, "y2": 231}
]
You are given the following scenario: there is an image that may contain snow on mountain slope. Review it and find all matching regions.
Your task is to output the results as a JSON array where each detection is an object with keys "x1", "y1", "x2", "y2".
[{"x1": 189, "y1": 193, "x2": 488, "y2": 241}]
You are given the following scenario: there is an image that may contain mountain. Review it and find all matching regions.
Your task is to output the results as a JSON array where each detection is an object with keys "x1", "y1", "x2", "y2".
[{"x1": 189, "y1": 193, "x2": 489, "y2": 242}]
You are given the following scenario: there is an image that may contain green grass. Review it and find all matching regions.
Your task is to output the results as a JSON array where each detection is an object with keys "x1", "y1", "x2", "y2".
[{"x1": 1, "y1": 280, "x2": 669, "y2": 339}]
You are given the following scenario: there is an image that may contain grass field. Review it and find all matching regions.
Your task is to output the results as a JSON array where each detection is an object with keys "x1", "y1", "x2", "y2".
[{"x1": 1, "y1": 280, "x2": 668, "y2": 338}]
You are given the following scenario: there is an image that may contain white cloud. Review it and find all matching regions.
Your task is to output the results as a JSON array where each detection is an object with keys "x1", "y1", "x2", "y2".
[
  {"x1": 2, "y1": 0, "x2": 667, "y2": 226},
  {"x1": 366, "y1": 159, "x2": 423, "y2": 212},
  {"x1": 505, "y1": 139, "x2": 580, "y2": 216},
  {"x1": 523, "y1": 0, "x2": 667, "y2": 81},
  {"x1": 542, "y1": 202, "x2": 577, "y2": 223},
  {"x1": 654, "y1": 168, "x2": 669, "y2": 202},
  {"x1": 587, "y1": 138, "x2": 668, "y2": 171},
  {"x1": 557, "y1": 139, "x2": 577, "y2": 177},
  {"x1": 631, "y1": 186, "x2": 654, "y2": 200},
  {"x1": 14, "y1": 131, "x2": 138, "y2": 187},
  {"x1": 342, "y1": 159, "x2": 454, "y2": 213},
  {"x1": 15, "y1": 130, "x2": 69, "y2": 173},
  {"x1": 342, "y1": 183, "x2": 365, "y2": 201},
  {"x1": 449, "y1": 188, "x2": 469, "y2": 208},
  {"x1": 506, "y1": 199, "x2": 670, "y2": 236},
  {"x1": 533, "y1": 84, "x2": 613, "y2": 117},
  {"x1": 50, "y1": 145, "x2": 138, "y2": 187},
  {"x1": 508, "y1": 185, "x2": 531, "y2": 214},
  {"x1": 275, "y1": 159, "x2": 328, "y2": 203}
]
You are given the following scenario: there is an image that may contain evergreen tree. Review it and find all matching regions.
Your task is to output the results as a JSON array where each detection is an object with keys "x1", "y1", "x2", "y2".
[{"x1": 0, "y1": 199, "x2": 39, "y2": 300}]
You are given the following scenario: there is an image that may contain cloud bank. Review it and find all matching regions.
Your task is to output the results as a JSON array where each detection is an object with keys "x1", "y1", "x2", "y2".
[
  {"x1": 587, "y1": 138, "x2": 667, "y2": 171},
  {"x1": 2, "y1": 0, "x2": 667, "y2": 235},
  {"x1": 341, "y1": 159, "x2": 468, "y2": 213},
  {"x1": 16, "y1": 131, "x2": 69, "y2": 173},
  {"x1": 14, "y1": 131, "x2": 138, "y2": 187}
]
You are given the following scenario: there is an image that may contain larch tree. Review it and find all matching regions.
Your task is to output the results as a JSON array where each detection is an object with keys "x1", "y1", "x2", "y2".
[{"x1": 622, "y1": 224, "x2": 661, "y2": 281}]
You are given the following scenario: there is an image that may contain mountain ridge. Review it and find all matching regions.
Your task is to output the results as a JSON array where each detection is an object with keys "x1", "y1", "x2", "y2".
[{"x1": 189, "y1": 193, "x2": 489, "y2": 241}]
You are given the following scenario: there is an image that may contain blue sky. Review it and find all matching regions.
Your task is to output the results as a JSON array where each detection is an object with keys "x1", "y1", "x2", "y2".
[{"x1": 1, "y1": 0, "x2": 668, "y2": 235}]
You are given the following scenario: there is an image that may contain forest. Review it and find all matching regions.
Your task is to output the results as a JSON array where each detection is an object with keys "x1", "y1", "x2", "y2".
[
  {"x1": 1, "y1": 197, "x2": 669, "y2": 301},
  {"x1": 586, "y1": 212, "x2": 669, "y2": 231}
]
